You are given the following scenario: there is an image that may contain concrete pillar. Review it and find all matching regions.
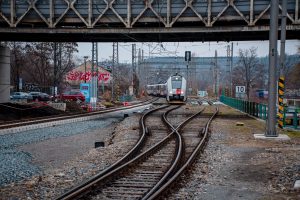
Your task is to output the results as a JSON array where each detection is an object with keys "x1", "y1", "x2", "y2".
[
  {"x1": 0, "y1": 47, "x2": 11, "y2": 103},
  {"x1": 266, "y1": 0, "x2": 279, "y2": 137}
]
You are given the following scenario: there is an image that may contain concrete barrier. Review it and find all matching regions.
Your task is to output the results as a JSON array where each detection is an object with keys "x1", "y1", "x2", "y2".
[{"x1": 48, "y1": 102, "x2": 67, "y2": 111}]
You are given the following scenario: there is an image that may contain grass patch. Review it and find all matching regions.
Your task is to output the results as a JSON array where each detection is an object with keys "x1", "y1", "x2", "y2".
[
  {"x1": 282, "y1": 129, "x2": 300, "y2": 138},
  {"x1": 102, "y1": 101, "x2": 114, "y2": 108}
]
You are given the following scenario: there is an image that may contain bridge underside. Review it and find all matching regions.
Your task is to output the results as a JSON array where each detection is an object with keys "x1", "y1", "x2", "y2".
[
  {"x1": 0, "y1": 26, "x2": 299, "y2": 42},
  {"x1": 0, "y1": 1, "x2": 299, "y2": 42}
]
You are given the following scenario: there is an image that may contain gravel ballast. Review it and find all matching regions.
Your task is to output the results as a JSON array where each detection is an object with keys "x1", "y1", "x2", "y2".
[
  {"x1": 0, "y1": 113, "x2": 141, "y2": 199},
  {"x1": 0, "y1": 103, "x2": 299, "y2": 199},
  {"x1": 0, "y1": 116, "x2": 122, "y2": 186}
]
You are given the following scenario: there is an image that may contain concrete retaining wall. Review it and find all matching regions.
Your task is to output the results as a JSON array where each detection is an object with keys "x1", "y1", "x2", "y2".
[{"x1": 0, "y1": 47, "x2": 10, "y2": 103}]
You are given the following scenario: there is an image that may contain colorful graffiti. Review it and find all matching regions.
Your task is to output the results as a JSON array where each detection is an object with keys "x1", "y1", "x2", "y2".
[{"x1": 66, "y1": 71, "x2": 111, "y2": 83}]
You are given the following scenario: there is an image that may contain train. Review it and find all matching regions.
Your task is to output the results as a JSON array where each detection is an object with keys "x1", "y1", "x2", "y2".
[
  {"x1": 146, "y1": 74, "x2": 187, "y2": 102},
  {"x1": 166, "y1": 74, "x2": 187, "y2": 102},
  {"x1": 146, "y1": 83, "x2": 167, "y2": 97}
]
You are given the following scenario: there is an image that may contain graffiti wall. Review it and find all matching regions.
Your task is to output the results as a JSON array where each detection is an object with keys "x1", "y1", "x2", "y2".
[
  {"x1": 66, "y1": 71, "x2": 110, "y2": 83},
  {"x1": 65, "y1": 60, "x2": 112, "y2": 86}
]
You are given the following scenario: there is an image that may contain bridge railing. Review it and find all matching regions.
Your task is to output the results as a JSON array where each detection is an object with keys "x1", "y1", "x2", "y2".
[{"x1": 220, "y1": 95, "x2": 300, "y2": 129}]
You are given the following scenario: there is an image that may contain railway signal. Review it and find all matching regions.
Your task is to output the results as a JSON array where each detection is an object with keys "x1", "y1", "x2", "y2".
[{"x1": 185, "y1": 51, "x2": 191, "y2": 62}]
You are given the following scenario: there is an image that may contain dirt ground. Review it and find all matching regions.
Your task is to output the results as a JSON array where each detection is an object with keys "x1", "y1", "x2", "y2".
[
  {"x1": 0, "y1": 103, "x2": 299, "y2": 199},
  {"x1": 201, "y1": 118, "x2": 299, "y2": 199},
  {"x1": 168, "y1": 104, "x2": 300, "y2": 199}
]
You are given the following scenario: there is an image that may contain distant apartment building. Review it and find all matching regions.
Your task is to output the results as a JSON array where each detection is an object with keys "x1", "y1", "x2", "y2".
[{"x1": 139, "y1": 56, "x2": 239, "y2": 95}]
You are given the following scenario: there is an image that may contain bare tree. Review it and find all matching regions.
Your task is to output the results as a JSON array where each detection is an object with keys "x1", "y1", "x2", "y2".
[
  {"x1": 286, "y1": 49, "x2": 300, "y2": 89},
  {"x1": 5, "y1": 42, "x2": 78, "y2": 93},
  {"x1": 52, "y1": 43, "x2": 78, "y2": 91},
  {"x1": 113, "y1": 63, "x2": 132, "y2": 99},
  {"x1": 8, "y1": 42, "x2": 28, "y2": 91},
  {"x1": 287, "y1": 63, "x2": 300, "y2": 89},
  {"x1": 24, "y1": 42, "x2": 78, "y2": 92},
  {"x1": 24, "y1": 43, "x2": 53, "y2": 88},
  {"x1": 280, "y1": 53, "x2": 300, "y2": 79},
  {"x1": 234, "y1": 47, "x2": 263, "y2": 101}
]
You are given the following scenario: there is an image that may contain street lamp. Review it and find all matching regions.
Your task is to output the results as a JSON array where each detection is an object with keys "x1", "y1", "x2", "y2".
[{"x1": 83, "y1": 56, "x2": 88, "y2": 83}]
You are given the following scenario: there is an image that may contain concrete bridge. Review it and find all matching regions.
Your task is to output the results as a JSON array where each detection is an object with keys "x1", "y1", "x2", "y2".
[{"x1": 0, "y1": 0, "x2": 299, "y2": 42}]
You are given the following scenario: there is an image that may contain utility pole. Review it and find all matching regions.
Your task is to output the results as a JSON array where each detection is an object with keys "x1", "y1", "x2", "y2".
[
  {"x1": 230, "y1": 42, "x2": 233, "y2": 97},
  {"x1": 141, "y1": 49, "x2": 145, "y2": 89},
  {"x1": 214, "y1": 50, "x2": 219, "y2": 98},
  {"x1": 226, "y1": 45, "x2": 230, "y2": 95},
  {"x1": 53, "y1": 43, "x2": 57, "y2": 95},
  {"x1": 138, "y1": 48, "x2": 141, "y2": 79},
  {"x1": 226, "y1": 43, "x2": 234, "y2": 97},
  {"x1": 58, "y1": 43, "x2": 62, "y2": 93},
  {"x1": 83, "y1": 56, "x2": 88, "y2": 83},
  {"x1": 278, "y1": 0, "x2": 287, "y2": 129},
  {"x1": 13, "y1": 42, "x2": 20, "y2": 92},
  {"x1": 280, "y1": 0, "x2": 287, "y2": 77},
  {"x1": 53, "y1": 43, "x2": 61, "y2": 96},
  {"x1": 137, "y1": 48, "x2": 143, "y2": 90},
  {"x1": 91, "y1": 42, "x2": 98, "y2": 110},
  {"x1": 185, "y1": 51, "x2": 191, "y2": 95},
  {"x1": 210, "y1": 58, "x2": 216, "y2": 95},
  {"x1": 112, "y1": 42, "x2": 118, "y2": 101},
  {"x1": 266, "y1": 0, "x2": 279, "y2": 137},
  {"x1": 132, "y1": 44, "x2": 136, "y2": 96}
]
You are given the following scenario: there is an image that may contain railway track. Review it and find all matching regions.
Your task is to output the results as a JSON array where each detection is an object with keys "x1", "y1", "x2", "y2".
[
  {"x1": 57, "y1": 103, "x2": 218, "y2": 199},
  {"x1": 147, "y1": 104, "x2": 219, "y2": 199},
  {"x1": 0, "y1": 98, "x2": 157, "y2": 131}
]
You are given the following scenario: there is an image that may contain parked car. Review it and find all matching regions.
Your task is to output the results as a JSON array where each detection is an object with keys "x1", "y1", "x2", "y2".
[
  {"x1": 11, "y1": 92, "x2": 33, "y2": 100},
  {"x1": 29, "y1": 92, "x2": 52, "y2": 101},
  {"x1": 60, "y1": 91, "x2": 85, "y2": 102}
]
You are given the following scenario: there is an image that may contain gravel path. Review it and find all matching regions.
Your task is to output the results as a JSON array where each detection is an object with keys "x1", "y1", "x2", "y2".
[{"x1": 0, "y1": 116, "x2": 122, "y2": 186}]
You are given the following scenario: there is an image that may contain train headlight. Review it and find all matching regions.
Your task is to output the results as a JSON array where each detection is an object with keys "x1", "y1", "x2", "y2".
[
  {"x1": 169, "y1": 91, "x2": 173, "y2": 94},
  {"x1": 181, "y1": 91, "x2": 184, "y2": 94}
]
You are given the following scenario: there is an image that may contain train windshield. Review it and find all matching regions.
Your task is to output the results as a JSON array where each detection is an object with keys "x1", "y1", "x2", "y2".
[{"x1": 171, "y1": 76, "x2": 182, "y2": 89}]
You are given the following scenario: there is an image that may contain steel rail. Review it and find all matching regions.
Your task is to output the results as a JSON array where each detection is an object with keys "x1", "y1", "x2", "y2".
[
  {"x1": 57, "y1": 105, "x2": 200, "y2": 199},
  {"x1": 56, "y1": 104, "x2": 169, "y2": 200},
  {"x1": 57, "y1": 105, "x2": 178, "y2": 199},
  {"x1": 142, "y1": 106, "x2": 205, "y2": 200},
  {"x1": 0, "y1": 97, "x2": 158, "y2": 130},
  {"x1": 147, "y1": 106, "x2": 219, "y2": 200}
]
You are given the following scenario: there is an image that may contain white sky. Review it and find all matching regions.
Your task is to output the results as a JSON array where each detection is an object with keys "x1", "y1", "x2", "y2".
[{"x1": 76, "y1": 40, "x2": 299, "y2": 63}]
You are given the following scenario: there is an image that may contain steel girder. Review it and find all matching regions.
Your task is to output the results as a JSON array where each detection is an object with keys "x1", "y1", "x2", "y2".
[{"x1": 0, "y1": 0, "x2": 299, "y2": 42}]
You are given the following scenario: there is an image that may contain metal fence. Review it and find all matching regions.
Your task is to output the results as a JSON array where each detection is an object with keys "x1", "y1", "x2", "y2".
[
  {"x1": 220, "y1": 95, "x2": 300, "y2": 129},
  {"x1": 284, "y1": 107, "x2": 300, "y2": 129},
  {"x1": 118, "y1": 95, "x2": 132, "y2": 102}
]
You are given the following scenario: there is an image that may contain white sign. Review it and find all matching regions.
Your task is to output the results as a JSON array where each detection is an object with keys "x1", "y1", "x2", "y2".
[
  {"x1": 129, "y1": 86, "x2": 133, "y2": 96},
  {"x1": 90, "y1": 97, "x2": 97, "y2": 103},
  {"x1": 236, "y1": 86, "x2": 246, "y2": 93},
  {"x1": 19, "y1": 78, "x2": 22, "y2": 90},
  {"x1": 54, "y1": 86, "x2": 58, "y2": 96},
  {"x1": 198, "y1": 91, "x2": 208, "y2": 97}
]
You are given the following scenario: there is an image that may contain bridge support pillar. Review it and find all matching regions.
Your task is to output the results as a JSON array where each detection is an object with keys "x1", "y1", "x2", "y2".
[
  {"x1": 0, "y1": 46, "x2": 11, "y2": 103},
  {"x1": 266, "y1": 0, "x2": 279, "y2": 137}
]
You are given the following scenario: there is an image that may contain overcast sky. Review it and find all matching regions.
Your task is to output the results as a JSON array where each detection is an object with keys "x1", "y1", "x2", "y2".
[{"x1": 76, "y1": 40, "x2": 299, "y2": 63}]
